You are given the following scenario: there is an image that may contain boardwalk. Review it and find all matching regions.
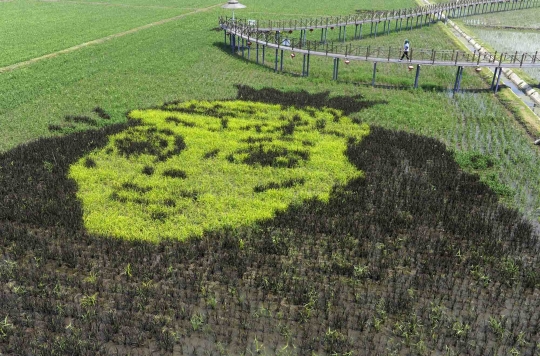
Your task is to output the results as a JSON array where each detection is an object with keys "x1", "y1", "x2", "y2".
[
  {"x1": 219, "y1": 0, "x2": 540, "y2": 91},
  {"x1": 220, "y1": 0, "x2": 540, "y2": 33}
]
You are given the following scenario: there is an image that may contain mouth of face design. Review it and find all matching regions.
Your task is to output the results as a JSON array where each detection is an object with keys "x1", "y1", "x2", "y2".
[{"x1": 69, "y1": 100, "x2": 369, "y2": 242}]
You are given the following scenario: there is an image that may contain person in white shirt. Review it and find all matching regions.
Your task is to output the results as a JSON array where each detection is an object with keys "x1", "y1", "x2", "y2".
[{"x1": 399, "y1": 40, "x2": 410, "y2": 61}]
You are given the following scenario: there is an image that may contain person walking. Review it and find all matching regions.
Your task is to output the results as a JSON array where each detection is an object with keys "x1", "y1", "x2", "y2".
[{"x1": 399, "y1": 39, "x2": 410, "y2": 61}]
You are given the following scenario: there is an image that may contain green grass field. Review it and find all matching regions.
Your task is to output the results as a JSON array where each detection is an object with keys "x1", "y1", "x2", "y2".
[{"x1": 0, "y1": 0, "x2": 196, "y2": 67}]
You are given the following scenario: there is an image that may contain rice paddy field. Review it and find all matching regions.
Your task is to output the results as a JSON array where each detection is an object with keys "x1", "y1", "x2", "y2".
[
  {"x1": 2, "y1": 0, "x2": 540, "y2": 354},
  {"x1": 455, "y1": 7, "x2": 540, "y2": 84}
]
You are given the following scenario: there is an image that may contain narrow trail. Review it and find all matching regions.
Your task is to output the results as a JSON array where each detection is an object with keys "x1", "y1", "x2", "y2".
[{"x1": 0, "y1": 2, "x2": 221, "y2": 74}]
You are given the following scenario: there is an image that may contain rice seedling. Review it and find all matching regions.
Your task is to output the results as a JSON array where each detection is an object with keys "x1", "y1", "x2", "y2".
[{"x1": 69, "y1": 100, "x2": 369, "y2": 241}]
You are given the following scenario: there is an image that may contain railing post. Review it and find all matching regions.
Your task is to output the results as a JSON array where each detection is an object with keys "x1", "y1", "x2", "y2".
[
  {"x1": 306, "y1": 52, "x2": 310, "y2": 76},
  {"x1": 457, "y1": 66, "x2": 464, "y2": 91},
  {"x1": 494, "y1": 66, "x2": 503, "y2": 92},
  {"x1": 256, "y1": 43, "x2": 259, "y2": 64},
  {"x1": 333, "y1": 58, "x2": 340, "y2": 80},
  {"x1": 414, "y1": 64, "x2": 421, "y2": 89},
  {"x1": 274, "y1": 48, "x2": 278, "y2": 72},
  {"x1": 490, "y1": 66, "x2": 498, "y2": 89},
  {"x1": 372, "y1": 62, "x2": 377, "y2": 86},
  {"x1": 453, "y1": 66, "x2": 463, "y2": 93}
]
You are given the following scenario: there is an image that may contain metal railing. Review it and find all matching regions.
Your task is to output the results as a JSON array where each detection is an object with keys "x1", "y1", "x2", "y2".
[{"x1": 226, "y1": 26, "x2": 540, "y2": 67}]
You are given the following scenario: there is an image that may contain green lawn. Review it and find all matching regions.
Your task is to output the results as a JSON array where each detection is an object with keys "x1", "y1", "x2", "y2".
[{"x1": 0, "y1": 0, "x2": 199, "y2": 67}]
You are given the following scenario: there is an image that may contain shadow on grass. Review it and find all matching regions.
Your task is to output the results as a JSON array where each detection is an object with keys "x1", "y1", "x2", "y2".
[{"x1": 212, "y1": 41, "x2": 311, "y2": 78}]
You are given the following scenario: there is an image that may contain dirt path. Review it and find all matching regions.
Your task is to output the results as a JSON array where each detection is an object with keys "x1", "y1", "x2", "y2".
[
  {"x1": 37, "y1": 0, "x2": 201, "y2": 11},
  {"x1": 0, "y1": 3, "x2": 221, "y2": 74}
]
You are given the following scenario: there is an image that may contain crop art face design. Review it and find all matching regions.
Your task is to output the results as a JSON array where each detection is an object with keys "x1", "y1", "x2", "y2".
[{"x1": 69, "y1": 100, "x2": 369, "y2": 241}]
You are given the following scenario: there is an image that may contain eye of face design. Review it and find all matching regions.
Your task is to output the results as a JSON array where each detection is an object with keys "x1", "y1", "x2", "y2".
[{"x1": 69, "y1": 100, "x2": 370, "y2": 242}]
